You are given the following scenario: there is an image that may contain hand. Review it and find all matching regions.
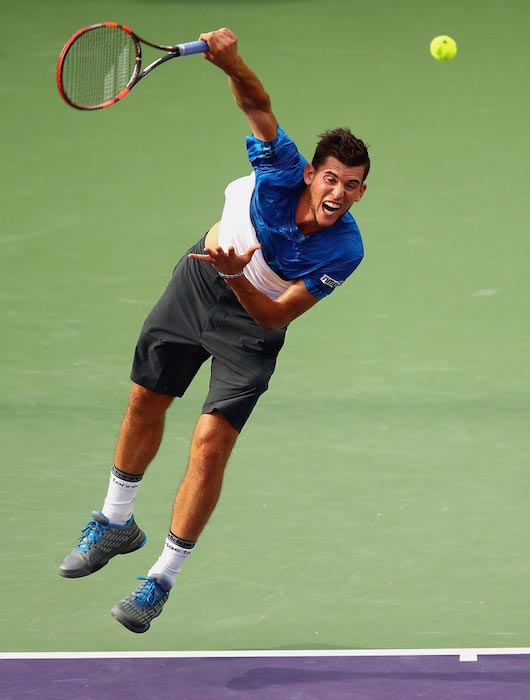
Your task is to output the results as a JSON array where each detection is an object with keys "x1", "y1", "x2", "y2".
[
  {"x1": 199, "y1": 28, "x2": 240, "y2": 75},
  {"x1": 188, "y1": 244, "x2": 261, "y2": 277}
]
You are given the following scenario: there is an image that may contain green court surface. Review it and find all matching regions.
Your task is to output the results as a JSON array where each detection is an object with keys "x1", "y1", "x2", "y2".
[{"x1": 2, "y1": 0, "x2": 529, "y2": 654}]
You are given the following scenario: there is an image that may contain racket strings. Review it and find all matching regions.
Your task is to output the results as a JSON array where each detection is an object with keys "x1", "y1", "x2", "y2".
[{"x1": 61, "y1": 26, "x2": 138, "y2": 108}]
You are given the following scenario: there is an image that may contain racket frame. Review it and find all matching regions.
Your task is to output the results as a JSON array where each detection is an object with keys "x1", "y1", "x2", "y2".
[{"x1": 56, "y1": 22, "x2": 208, "y2": 110}]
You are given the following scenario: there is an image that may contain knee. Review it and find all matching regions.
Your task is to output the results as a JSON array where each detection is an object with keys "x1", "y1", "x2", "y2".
[
  {"x1": 192, "y1": 433, "x2": 227, "y2": 474},
  {"x1": 190, "y1": 413, "x2": 238, "y2": 476}
]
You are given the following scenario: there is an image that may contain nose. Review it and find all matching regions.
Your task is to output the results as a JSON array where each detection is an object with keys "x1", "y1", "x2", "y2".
[{"x1": 332, "y1": 182, "x2": 344, "y2": 199}]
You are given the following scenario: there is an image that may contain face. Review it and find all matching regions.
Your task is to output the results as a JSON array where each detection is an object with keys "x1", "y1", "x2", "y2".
[{"x1": 302, "y1": 156, "x2": 367, "y2": 230}]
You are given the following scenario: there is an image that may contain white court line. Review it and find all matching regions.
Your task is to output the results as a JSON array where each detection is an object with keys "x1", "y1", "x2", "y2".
[{"x1": 1, "y1": 648, "x2": 530, "y2": 663}]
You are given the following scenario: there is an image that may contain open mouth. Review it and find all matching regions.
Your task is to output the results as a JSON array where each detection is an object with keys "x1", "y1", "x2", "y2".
[{"x1": 322, "y1": 201, "x2": 341, "y2": 213}]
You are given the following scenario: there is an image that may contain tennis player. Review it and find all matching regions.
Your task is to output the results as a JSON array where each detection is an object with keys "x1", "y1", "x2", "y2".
[{"x1": 58, "y1": 27, "x2": 370, "y2": 633}]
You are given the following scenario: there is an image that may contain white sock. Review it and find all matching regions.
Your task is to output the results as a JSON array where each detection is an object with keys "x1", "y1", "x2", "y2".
[
  {"x1": 101, "y1": 465, "x2": 143, "y2": 525},
  {"x1": 147, "y1": 533, "x2": 196, "y2": 587}
]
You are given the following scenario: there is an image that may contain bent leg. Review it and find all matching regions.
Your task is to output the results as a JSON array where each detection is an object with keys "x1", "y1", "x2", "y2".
[
  {"x1": 58, "y1": 383, "x2": 172, "y2": 578},
  {"x1": 114, "y1": 382, "x2": 174, "y2": 476},
  {"x1": 171, "y1": 411, "x2": 239, "y2": 541}
]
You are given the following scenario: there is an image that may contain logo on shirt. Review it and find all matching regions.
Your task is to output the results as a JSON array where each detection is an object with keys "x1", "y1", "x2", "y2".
[{"x1": 320, "y1": 274, "x2": 343, "y2": 288}]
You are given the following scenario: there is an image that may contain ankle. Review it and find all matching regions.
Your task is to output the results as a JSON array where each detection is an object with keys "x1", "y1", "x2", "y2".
[
  {"x1": 102, "y1": 465, "x2": 143, "y2": 525},
  {"x1": 147, "y1": 532, "x2": 196, "y2": 587}
]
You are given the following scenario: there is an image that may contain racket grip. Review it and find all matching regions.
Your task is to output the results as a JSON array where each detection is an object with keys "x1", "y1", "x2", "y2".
[{"x1": 177, "y1": 40, "x2": 209, "y2": 56}]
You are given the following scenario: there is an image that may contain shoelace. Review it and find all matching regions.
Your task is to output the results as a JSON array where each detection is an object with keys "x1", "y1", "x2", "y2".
[
  {"x1": 132, "y1": 577, "x2": 168, "y2": 610},
  {"x1": 76, "y1": 519, "x2": 106, "y2": 552}
]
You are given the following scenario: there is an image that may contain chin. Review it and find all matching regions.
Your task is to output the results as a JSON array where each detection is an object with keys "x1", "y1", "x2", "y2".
[{"x1": 319, "y1": 214, "x2": 340, "y2": 228}]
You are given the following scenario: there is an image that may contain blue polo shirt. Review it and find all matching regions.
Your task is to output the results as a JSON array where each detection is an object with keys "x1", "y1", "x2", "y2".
[{"x1": 246, "y1": 126, "x2": 364, "y2": 300}]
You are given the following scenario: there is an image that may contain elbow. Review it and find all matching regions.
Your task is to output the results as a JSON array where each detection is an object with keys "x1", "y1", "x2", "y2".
[
  {"x1": 259, "y1": 320, "x2": 282, "y2": 331},
  {"x1": 236, "y1": 93, "x2": 272, "y2": 114},
  {"x1": 254, "y1": 313, "x2": 287, "y2": 331}
]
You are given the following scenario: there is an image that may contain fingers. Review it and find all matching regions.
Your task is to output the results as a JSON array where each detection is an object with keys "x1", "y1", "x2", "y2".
[
  {"x1": 198, "y1": 28, "x2": 238, "y2": 71},
  {"x1": 199, "y1": 28, "x2": 236, "y2": 48},
  {"x1": 189, "y1": 246, "x2": 220, "y2": 259},
  {"x1": 189, "y1": 243, "x2": 261, "y2": 276},
  {"x1": 243, "y1": 244, "x2": 261, "y2": 262},
  {"x1": 188, "y1": 253, "x2": 212, "y2": 261},
  {"x1": 192, "y1": 244, "x2": 259, "y2": 258},
  {"x1": 204, "y1": 246, "x2": 224, "y2": 257}
]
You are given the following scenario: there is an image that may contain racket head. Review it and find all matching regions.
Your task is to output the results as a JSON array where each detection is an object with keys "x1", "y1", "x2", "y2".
[{"x1": 57, "y1": 22, "x2": 141, "y2": 110}]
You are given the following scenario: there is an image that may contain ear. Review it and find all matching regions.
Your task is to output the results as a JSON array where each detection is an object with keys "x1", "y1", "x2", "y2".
[
  {"x1": 303, "y1": 163, "x2": 315, "y2": 186},
  {"x1": 354, "y1": 183, "x2": 367, "y2": 202}
]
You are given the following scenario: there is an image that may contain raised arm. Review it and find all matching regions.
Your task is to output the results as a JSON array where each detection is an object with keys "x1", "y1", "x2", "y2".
[
  {"x1": 194, "y1": 29, "x2": 317, "y2": 327},
  {"x1": 199, "y1": 28, "x2": 278, "y2": 142}
]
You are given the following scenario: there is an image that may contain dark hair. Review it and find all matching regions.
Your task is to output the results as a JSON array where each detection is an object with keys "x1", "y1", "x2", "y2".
[{"x1": 312, "y1": 127, "x2": 371, "y2": 181}]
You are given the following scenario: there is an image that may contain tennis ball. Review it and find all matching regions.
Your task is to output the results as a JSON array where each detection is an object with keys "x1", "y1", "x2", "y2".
[{"x1": 430, "y1": 35, "x2": 457, "y2": 61}]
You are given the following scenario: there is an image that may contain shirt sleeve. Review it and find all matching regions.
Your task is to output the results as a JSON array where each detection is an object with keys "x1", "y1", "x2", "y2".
[
  {"x1": 303, "y1": 246, "x2": 364, "y2": 301},
  {"x1": 246, "y1": 126, "x2": 307, "y2": 186}
]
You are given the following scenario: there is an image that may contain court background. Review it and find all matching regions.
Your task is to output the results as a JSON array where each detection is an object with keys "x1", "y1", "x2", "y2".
[{"x1": 1, "y1": 0, "x2": 528, "y2": 654}]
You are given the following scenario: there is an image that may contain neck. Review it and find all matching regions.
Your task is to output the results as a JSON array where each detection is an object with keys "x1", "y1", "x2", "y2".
[{"x1": 295, "y1": 189, "x2": 321, "y2": 236}]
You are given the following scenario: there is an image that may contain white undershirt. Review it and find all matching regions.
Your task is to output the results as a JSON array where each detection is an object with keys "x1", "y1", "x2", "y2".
[{"x1": 218, "y1": 173, "x2": 293, "y2": 301}]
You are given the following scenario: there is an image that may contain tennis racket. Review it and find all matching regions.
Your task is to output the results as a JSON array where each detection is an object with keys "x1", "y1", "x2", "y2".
[{"x1": 57, "y1": 22, "x2": 209, "y2": 110}]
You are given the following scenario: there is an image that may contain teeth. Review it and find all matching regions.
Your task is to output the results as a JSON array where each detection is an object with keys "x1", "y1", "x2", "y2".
[{"x1": 323, "y1": 202, "x2": 340, "y2": 211}]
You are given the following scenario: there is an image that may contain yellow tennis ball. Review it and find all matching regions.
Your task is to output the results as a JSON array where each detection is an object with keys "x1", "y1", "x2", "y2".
[{"x1": 430, "y1": 35, "x2": 457, "y2": 61}]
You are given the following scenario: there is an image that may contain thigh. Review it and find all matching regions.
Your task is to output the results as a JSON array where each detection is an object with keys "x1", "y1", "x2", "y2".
[
  {"x1": 201, "y1": 293, "x2": 287, "y2": 431},
  {"x1": 131, "y1": 237, "x2": 221, "y2": 396}
]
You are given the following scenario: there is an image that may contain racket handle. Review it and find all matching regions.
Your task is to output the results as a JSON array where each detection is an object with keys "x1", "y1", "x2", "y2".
[{"x1": 177, "y1": 40, "x2": 209, "y2": 56}]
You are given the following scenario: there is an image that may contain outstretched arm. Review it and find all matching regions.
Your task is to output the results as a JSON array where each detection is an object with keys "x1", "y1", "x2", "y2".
[
  {"x1": 199, "y1": 28, "x2": 278, "y2": 142},
  {"x1": 189, "y1": 245, "x2": 318, "y2": 329}
]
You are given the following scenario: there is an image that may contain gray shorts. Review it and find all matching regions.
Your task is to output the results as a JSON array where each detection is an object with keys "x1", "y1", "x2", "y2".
[{"x1": 131, "y1": 235, "x2": 287, "y2": 432}]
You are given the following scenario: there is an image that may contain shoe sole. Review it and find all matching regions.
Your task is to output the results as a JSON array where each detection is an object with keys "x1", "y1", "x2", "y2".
[
  {"x1": 57, "y1": 532, "x2": 147, "y2": 579},
  {"x1": 57, "y1": 559, "x2": 109, "y2": 579},
  {"x1": 111, "y1": 605, "x2": 150, "y2": 634}
]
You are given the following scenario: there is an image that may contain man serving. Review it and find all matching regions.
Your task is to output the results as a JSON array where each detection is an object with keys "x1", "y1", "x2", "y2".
[{"x1": 58, "y1": 27, "x2": 370, "y2": 634}]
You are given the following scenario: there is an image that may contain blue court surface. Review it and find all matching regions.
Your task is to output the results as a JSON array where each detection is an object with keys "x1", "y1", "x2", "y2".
[{"x1": 2, "y1": 648, "x2": 530, "y2": 699}]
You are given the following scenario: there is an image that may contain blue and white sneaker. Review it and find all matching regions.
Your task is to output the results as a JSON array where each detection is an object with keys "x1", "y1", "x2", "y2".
[
  {"x1": 58, "y1": 511, "x2": 146, "y2": 578},
  {"x1": 111, "y1": 575, "x2": 171, "y2": 633}
]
